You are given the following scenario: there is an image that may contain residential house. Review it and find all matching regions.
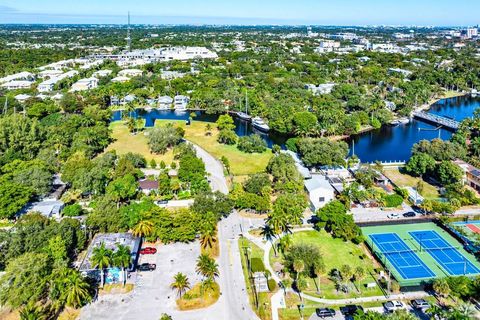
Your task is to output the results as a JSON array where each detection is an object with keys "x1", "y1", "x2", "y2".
[
  {"x1": 305, "y1": 83, "x2": 336, "y2": 95},
  {"x1": 70, "y1": 77, "x2": 99, "y2": 92},
  {"x1": 304, "y1": 175, "x2": 335, "y2": 212},
  {"x1": 118, "y1": 69, "x2": 143, "y2": 77},
  {"x1": 14, "y1": 94, "x2": 31, "y2": 103},
  {"x1": 0, "y1": 71, "x2": 35, "y2": 84},
  {"x1": 1, "y1": 80, "x2": 34, "y2": 90},
  {"x1": 174, "y1": 95, "x2": 190, "y2": 110},
  {"x1": 111, "y1": 76, "x2": 131, "y2": 83},
  {"x1": 454, "y1": 159, "x2": 480, "y2": 193},
  {"x1": 158, "y1": 96, "x2": 173, "y2": 109},
  {"x1": 138, "y1": 179, "x2": 159, "y2": 195},
  {"x1": 92, "y1": 69, "x2": 113, "y2": 78}
]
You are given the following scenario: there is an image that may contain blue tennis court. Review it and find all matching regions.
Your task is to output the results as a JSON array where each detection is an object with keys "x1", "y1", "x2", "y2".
[
  {"x1": 369, "y1": 233, "x2": 435, "y2": 280},
  {"x1": 410, "y1": 230, "x2": 480, "y2": 276}
]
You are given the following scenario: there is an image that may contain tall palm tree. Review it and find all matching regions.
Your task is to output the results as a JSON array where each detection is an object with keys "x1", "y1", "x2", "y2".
[
  {"x1": 200, "y1": 227, "x2": 217, "y2": 251},
  {"x1": 260, "y1": 224, "x2": 277, "y2": 256},
  {"x1": 113, "y1": 244, "x2": 132, "y2": 287},
  {"x1": 196, "y1": 254, "x2": 219, "y2": 280},
  {"x1": 132, "y1": 220, "x2": 154, "y2": 238},
  {"x1": 278, "y1": 234, "x2": 292, "y2": 254},
  {"x1": 19, "y1": 303, "x2": 46, "y2": 320},
  {"x1": 354, "y1": 266, "x2": 366, "y2": 293},
  {"x1": 170, "y1": 272, "x2": 190, "y2": 298},
  {"x1": 61, "y1": 269, "x2": 92, "y2": 308},
  {"x1": 313, "y1": 261, "x2": 326, "y2": 294},
  {"x1": 293, "y1": 259, "x2": 304, "y2": 281},
  {"x1": 91, "y1": 243, "x2": 113, "y2": 288}
]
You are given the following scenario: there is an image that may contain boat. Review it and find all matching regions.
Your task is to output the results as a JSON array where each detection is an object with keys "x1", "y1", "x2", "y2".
[
  {"x1": 472, "y1": 89, "x2": 478, "y2": 97},
  {"x1": 398, "y1": 117, "x2": 410, "y2": 124},
  {"x1": 390, "y1": 120, "x2": 400, "y2": 126},
  {"x1": 252, "y1": 117, "x2": 270, "y2": 132},
  {"x1": 236, "y1": 91, "x2": 252, "y2": 121}
]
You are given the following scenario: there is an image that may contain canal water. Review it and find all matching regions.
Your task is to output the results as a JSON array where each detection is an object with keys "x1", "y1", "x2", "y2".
[{"x1": 111, "y1": 95, "x2": 480, "y2": 162}]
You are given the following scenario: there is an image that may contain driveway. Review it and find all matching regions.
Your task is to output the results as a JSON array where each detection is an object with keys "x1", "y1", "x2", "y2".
[
  {"x1": 351, "y1": 203, "x2": 416, "y2": 222},
  {"x1": 80, "y1": 241, "x2": 226, "y2": 320},
  {"x1": 190, "y1": 142, "x2": 229, "y2": 194}
]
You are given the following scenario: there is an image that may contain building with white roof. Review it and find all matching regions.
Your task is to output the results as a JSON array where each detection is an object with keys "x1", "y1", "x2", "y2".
[
  {"x1": 305, "y1": 83, "x2": 336, "y2": 95},
  {"x1": 111, "y1": 76, "x2": 131, "y2": 83},
  {"x1": 70, "y1": 77, "x2": 99, "y2": 92},
  {"x1": 1, "y1": 80, "x2": 34, "y2": 90},
  {"x1": 158, "y1": 96, "x2": 173, "y2": 109},
  {"x1": 174, "y1": 95, "x2": 190, "y2": 110},
  {"x1": 118, "y1": 69, "x2": 143, "y2": 77},
  {"x1": 14, "y1": 94, "x2": 31, "y2": 103},
  {"x1": 0, "y1": 71, "x2": 35, "y2": 84},
  {"x1": 92, "y1": 69, "x2": 113, "y2": 78},
  {"x1": 304, "y1": 174, "x2": 335, "y2": 212}
]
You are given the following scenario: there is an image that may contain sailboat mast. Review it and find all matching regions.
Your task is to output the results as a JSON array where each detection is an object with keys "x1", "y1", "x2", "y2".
[{"x1": 245, "y1": 90, "x2": 248, "y2": 114}]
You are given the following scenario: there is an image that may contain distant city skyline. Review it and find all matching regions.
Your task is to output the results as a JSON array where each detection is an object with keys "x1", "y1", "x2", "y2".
[{"x1": 0, "y1": 0, "x2": 479, "y2": 26}]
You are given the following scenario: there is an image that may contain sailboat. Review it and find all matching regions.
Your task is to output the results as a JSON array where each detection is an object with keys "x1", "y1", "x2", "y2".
[{"x1": 236, "y1": 91, "x2": 252, "y2": 121}]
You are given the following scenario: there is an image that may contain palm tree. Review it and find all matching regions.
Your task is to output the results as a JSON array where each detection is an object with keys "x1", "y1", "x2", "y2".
[
  {"x1": 196, "y1": 254, "x2": 219, "y2": 280},
  {"x1": 313, "y1": 261, "x2": 326, "y2": 294},
  {"x1": 200, "y1": 277, "x2": 216, "y2": 295},
  {"x1": 432, "y1": 278, "x2": 450, "y2": 298},
  {"x1": 61, "y1": 269, "x2": 92, "y2": 308},
  {"x1": 260, "y1": 224, "x2": 277, "y2": 256},
  {"x1": 19, "y1": 303, "x2": 46, "y2": 320},
  {"x1": 277, "y1": 234, "x2": 292, "y2": 254},
  {"x1": 170, "y1": 272, "x2": 190, "y2": 298},
  {"x1": 113, "y1": 244, "x2": 131, "y2": 287},
  {"x1": 132, "y1": 219, "x2": 154, "y2": 238},
  {"x1": 293, "y1": 259, "x2": 304, "y2": 281},
  {"x1": 455, "y1": 303, "x2": 477, "y2": 319},
  {"x1": 91, "y1": 243, "x2": 113, "y2": 288},
  {"x1": 200, "y1": 227, "x2": 217, "y2": 251}
]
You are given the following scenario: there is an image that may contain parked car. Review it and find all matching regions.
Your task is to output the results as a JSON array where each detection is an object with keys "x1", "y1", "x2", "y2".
[
  {"x1": 384, "y1": 300, "x2": 404, "y2": 313},
  {"x1": 387, "y1": 213, "x2": 400, "y2": 219},
  {"x1": 139, "y1": 247, "x2": 157, "y2": 255},
  {"x1": 403, "y1": 211, "x2": 416, "y2": 217},
  {"x1": 340, "y1": 305, "x2": 364, "y2": 316},
  {"x1": 137, "y1": 263, "x2": 156, "y2": 271},
  {"x1": 316, "y1": 308, "x2": 336, "y2": 318},
  {"x1": 155, "y1": 200, "x2": 168, "y2": 205},
  {"x1": 411, "y1": 299, "x2": 430, "y2": 310}
]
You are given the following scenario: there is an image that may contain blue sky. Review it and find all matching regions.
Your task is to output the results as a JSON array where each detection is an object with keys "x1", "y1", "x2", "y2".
[{"x1": 0, "y1": 0, "x2": 479, "y2": 26}]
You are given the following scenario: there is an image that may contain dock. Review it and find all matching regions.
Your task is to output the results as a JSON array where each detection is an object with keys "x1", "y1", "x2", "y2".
[{"x1": 412, "y1": 111, "x2": 460, "y2": 131}]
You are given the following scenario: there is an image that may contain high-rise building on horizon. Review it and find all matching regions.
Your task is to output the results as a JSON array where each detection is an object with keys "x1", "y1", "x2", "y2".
[{"x1": 126, "y1": 12, "x2": 132, "y2": 52}]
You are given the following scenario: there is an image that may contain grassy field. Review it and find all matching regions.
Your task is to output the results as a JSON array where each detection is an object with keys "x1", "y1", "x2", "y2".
[
  {"x1": 239, "y1": 237, "x2": 273, "y2": 320},
  {"x1": 270, "y1": 230, "x2": 384, "y2": 299},
  {"x1": 362, "y1": 222, "x2": 480, "y2": 286},
  {"x1": 384, "y1": 167, "x2": 440, "y2": 200},
  {"x1": 176, "y1": 282, "x2": 220, "y2": 310},
  {"x1": 155, "y1": 119, "x2": 273, "y2": 176},
  {"x1": 105, "y1": 122, "x2": 175, "y2": 165}
]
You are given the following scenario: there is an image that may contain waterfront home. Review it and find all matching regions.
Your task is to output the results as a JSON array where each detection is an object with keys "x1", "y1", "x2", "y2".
[
  {"x1": 158, "y1": 96, "x2": 173, "y2": 109},
  {"x1": 174, "y1": 95, "x2": 190, "y2": 110},
  {"x1": 1, "y1": 80, "x2": 34, "y2": 90},
  {"x1": 454, "y1": 159, "x2": 480, "y2": 193},
  {"x1": 70, "y1": 77, "x2": 99, "y2": 92},
  {"x1": 304, "y1": 174, "x2": 335, "y2": 212}
]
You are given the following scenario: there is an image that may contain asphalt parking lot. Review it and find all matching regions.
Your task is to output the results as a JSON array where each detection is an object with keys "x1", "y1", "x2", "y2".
[{"x1": 80, "y1": 241, "x2": 222, "y2": 320}]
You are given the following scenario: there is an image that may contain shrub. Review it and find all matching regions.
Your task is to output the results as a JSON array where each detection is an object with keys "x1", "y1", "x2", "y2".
[
  {"x1": 217, "y1": 129, "x2": 238, "y2": 145},
  {"x1": 250, "y1": 257, "x2": 265, "y2": 272},
  {"x1": 62, "y1": 204, "x2": 84, "y2": 217},
  {"x1": 285, "y1": 138, "x2": 298, "y2": 152},
  {"x1": 267, "y1": 279, "x2": 277, "y2": 292},
  {"x1": 383, "y1": 194, "x2": 403, "y2": 208},
  {"x1": 237, "y1": 134, "x2": 267, "y2": 153}
]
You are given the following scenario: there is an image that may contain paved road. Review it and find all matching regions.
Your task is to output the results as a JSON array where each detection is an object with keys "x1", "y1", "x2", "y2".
[{"x1": 190, "y1": 142, "x2": 229, "y2": 194}]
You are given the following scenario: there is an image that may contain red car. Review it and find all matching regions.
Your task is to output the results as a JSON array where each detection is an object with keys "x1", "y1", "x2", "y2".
[{"x1": 139, "y1": 247, "x2": 157, "y2": 255}]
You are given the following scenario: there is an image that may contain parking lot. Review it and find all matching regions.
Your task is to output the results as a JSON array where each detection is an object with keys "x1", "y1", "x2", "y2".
[
  {"x1": 308, "y1": 304, "x2": 430, "y2": 320},
  {"x1": 80, "y1": 241, "x2": 224, "y2": 320}
]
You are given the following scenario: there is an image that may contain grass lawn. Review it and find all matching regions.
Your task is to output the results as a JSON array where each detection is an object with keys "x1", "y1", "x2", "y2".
[
  {"x1": 384, "y1": 167, "x2": 440, "y2": 200},
  {"x1": 105, "y1": 122, "x2": 175, "y2": 165},
  {"x1": 270, "y1": 230, "x2": 385, "y2": 299},
  {"x1": 176, "y1": 282, "x2": 220, "y2": 310},
  {"x1": 239, "y1": 237, "x2": 273, "y2": 320},
  {"x1": 155, "y1": 120, "x2": 273, "y2": 176}
]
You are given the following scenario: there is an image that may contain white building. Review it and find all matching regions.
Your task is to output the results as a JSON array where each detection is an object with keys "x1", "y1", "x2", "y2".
[
  {"x1": 70, "y1": 77, "x2": 99, "y2": 92},
  {"x1": 118, "y1": 69, "x2": 143, "y2": 77},
  {"x1": 161, "y1": 70, "x2": 186, "y2": 80},
  {"x1": 1, "y1": 80, "x2": 34, "y2": 90},
  {"x1": 159, "y1": 47, "x2": 218, "y2": 61},
  {"x1": 14, "y1": 94, "x2": 31, "y2": 103},
  {"x1": 304, "y1": 175, "x2": 335, "y2": 212},
  {"x1": 0, "y1": 71, "x2": 35, "y2": 84},
  {"x1": 111, "y1": 76, "x2": 131, "y2": 83},
  {"x1": 92, "y1": 70, "x2": 113, "y2": 78},
  {"x1": 38, "y1": 69, "x2": 64, "y2": 79},
  {"x1": 158, "y1": 96, "x2": 173, "y2": 109},
  {"x1": 315, "y1": 40, "x2": 341, "y2": 54},
  {"x1": 305, "y1": 83, "x2": 336, "y2": 95},
  {"x1": 38, "y1": 78, "x2": 58, "y2": 92},
  {"x1": 388, "y1": 68, "x2": 413, "y2": 77},
  {"x1": 174, "y1": 95, "x2": 189, "y2": 110}
]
